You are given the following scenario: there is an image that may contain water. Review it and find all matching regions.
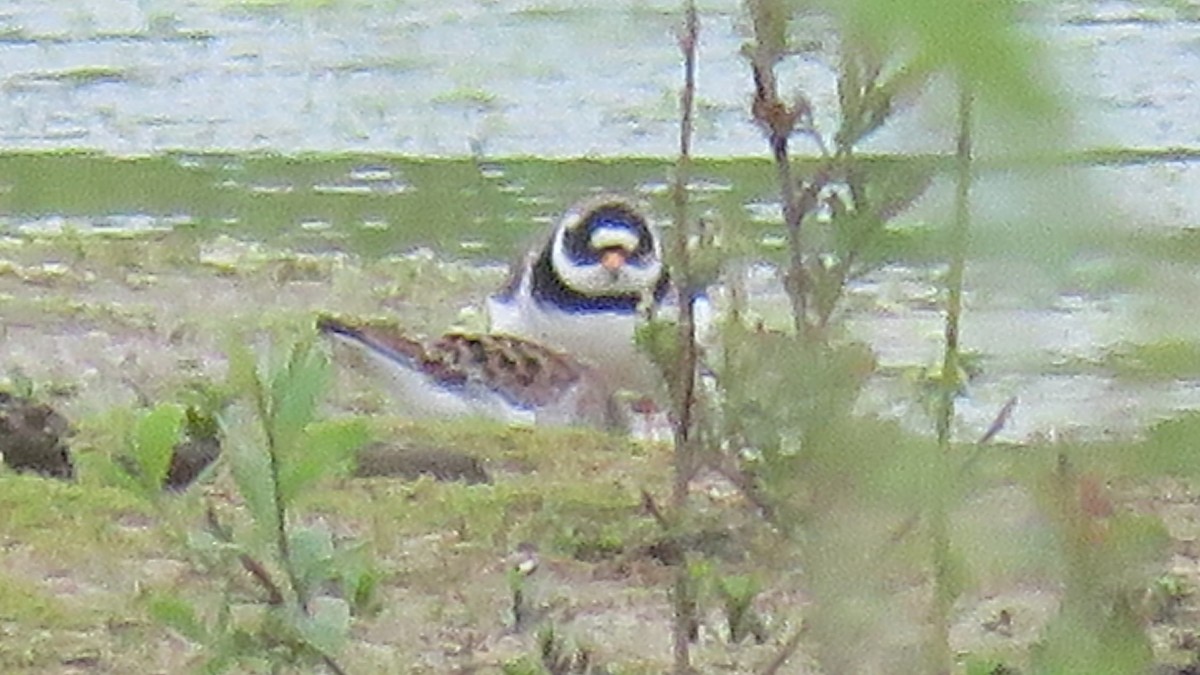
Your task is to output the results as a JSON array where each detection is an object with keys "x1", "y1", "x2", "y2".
[
  {"x1": 3, "y1": 0, "x2": 1200, "y2": 441},
  {"x1": 0, "y1": 0, "x2": 1197, "y2": 157}
]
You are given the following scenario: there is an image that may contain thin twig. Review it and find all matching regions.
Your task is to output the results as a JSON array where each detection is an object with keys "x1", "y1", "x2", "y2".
[
  {"x1": 928, "y1": 84, "x2": 974, "y2": 675},
  {"x1": 883, "y1": 394, "x2": 1013, "y2": 548},
  {"x1": 706, "y1": 454, "x2": 777, "y2": 525},
  {"x1": 257, "y1": 348, "x2": 312, "y2": 613},
  {"x1": 760, "y1": 626, "x2": 804, "y2": 675},
  {"x1": 206, "y1": 506, "x2": 348, "y2": 675},
  {"x1": 751, "y1": 56, "x2": 807, "y2": 335},
  {"x1": 976, "y1": 396, "x2": 1017, "y2": 447},
  {"x1": 670, "y1": 4, "x2": 699, "y2": 674},
  {"x1": 207, "y1": 506, "x2": 285, "y2": 606},
  {"x1": 641, "y1": 489, "x2": 672, "y2": 530},
  {"x1": 321, "y1": 655, "x2": 349, "y2": 675},
  {"x1": 670, "y1": 0, "x2": 700, "y2": 511},
  {"x1": 936, "y1": 85, "x2": 974, "y2": 447},
  {"x1": 746, "y1": 0, "x2": 812, "y2": 336}
]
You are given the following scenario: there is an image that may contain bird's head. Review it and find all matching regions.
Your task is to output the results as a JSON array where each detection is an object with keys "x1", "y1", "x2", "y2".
[{"x1": 550, "y1": 197, "x2": 664, "y2": 297}]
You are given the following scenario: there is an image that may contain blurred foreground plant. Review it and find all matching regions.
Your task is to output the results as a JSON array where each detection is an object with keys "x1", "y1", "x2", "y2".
[
  {"x1": 635, "y1": 0, "x2": 1188, "y2": 672},
  {"x1": 732, "y1": 0, "x2": 1180, "y2": 668},
  {"x1": 126, "y1": 332, "x2": 370, "y2": 674}
]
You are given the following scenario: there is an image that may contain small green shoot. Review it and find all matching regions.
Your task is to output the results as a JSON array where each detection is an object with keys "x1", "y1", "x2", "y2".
[
  {"x1": 128, "y1": 331, "x2": 371, "y2": 674},
  {"x1": 128, "y1": 403, "x2": 185, "y2": 495},
  {"x1": 715, "y1": 574, "x2": 768, "y2": 644}
]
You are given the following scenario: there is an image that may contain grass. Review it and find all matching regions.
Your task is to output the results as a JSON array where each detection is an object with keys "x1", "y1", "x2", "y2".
[
  {"x1": 5, "y1": 150, "x2": 1200, "y2": 671},
  {"x1": 4, "y1": 399, "x2": 1200, "y2": 671},
  {"x1": 0, "y1": 475, "x2": 154, "y2": 558},
  {"x1": 20, "y1": 67, "x2": 130, "y2": 86},
  {"x1": 1044, "y1": 339, "x2": 1200, "y2": 381},
  {"x1": 3, "y1": 423, "x2": 712, "y2": 669},
  {"x1": 1099, "y1": 340, "x2": 1200, "y2": 380},
  {"x1": 430, "y1": 87, "x2": 503, "y2": 110}
]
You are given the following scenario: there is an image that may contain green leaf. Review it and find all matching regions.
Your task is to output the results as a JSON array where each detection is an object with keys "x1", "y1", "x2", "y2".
[
  {"x1": 634, "y1": 318, "x2": 681, "y2": 387},
  {"x1": 186, "y1": 527, "x2": 235, "y2": 556},
  {"x1": 133, "y1": 403, "x2": 185, "y2": 492},
  {"x1": 267, "y1": 337, "x2": 329, "y2": 461},
  {"x1": 718, "y1": 574, "x2": 760, "y2": 604},
  {"x1": 144, "y1": 591, "x2": 207, "y2": 643},
  {"x1": 278, "y1": 418, "x2": 368, "y2": 502},
  {"x1": 289, "y1": 522, "x2": 336, "y2": 600},
  {"x1": 223, "y1": 332, "x2": 261, "y2": 406},
  {"x1": 296, "y1": 597, "x2": 350, "y2": 656},
  {"x1": 319, "y1": 538, "x2": 381, "y2": 614},
  {"x1": 840, "y1": 0, "x2": 1056, "y2": 116},
  {"x1": 221, "y1": 405, "x2": 279, "y2": 543}
]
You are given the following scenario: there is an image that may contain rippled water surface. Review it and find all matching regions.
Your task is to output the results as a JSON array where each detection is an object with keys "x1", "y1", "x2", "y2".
[{"x1": 1, "y1": 0, "x2": 1199, "y2": 156}]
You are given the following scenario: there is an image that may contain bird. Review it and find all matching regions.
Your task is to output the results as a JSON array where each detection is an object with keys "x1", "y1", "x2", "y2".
[
  {"x1": 486, "y1": 195, "x2": 670, "y2": 394},
  {"x1": 317, "y1": 316, "x2": 619, "y2": 430}
]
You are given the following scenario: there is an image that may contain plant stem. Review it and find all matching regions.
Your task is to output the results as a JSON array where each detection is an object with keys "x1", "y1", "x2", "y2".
[
  {"x1": 264, "y1": 405, "x2": 308, "y2": 614},
  {"x1": 670, "y1": 3, "x2": 699, "y2": 673},
  {"x1": 671, "y1": 0, "x2": 698, "y2": 512},
  {"x1": 207, "y1": 506, "x2": 286, "y2": 606},
  {"x1": 750, "y1": 59, "x2": 808, "y2": 336},
  {"x1": 937, "y1": 86, "x2": 973, "y2": 447},
  {"x1": 252, "y1": 349, "x2": 308, "y2": 612},
  {"x1": 761, "y1": 628, "x2": 804, "y2": 674},
  {"x1": 930, "y1": 82, "x2": 973, "y2": 675}
]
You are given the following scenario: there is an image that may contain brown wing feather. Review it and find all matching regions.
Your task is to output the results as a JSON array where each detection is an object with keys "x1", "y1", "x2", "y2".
[
  {"x1": 319, "y1": 316, "x2": 589, "y2": 409},
  {"x1": 432, "y1": 333, "x2": 587, "y2": 407}
]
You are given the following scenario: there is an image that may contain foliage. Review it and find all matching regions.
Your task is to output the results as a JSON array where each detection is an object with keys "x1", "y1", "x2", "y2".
[
  {"x1": 629, "y1": 0, "x2": 1184, "y2": 672},
  {"x1": 714, "y1": 573, "x2": 768, "y2": 644},
  {"x1": 115, "y1": 332, "x2": 371, "y2": 673},
  {"x1": 3, "y1": 1, "x2": 1197, "y2": 672},
  {"x1": 123, "y1": 403, "x2": 186, "y2": 497},
  {"x1": 1099, "y1": 339, "x2": 1200, "y2": 381},
  {"x1": 501, "y1": 625, "x2": 607, "y2": 675}
]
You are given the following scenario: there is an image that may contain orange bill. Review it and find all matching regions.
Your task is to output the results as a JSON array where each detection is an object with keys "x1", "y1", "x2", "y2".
[{"x1": 600, "y1": 249, "x2": 626, "y2": 272}]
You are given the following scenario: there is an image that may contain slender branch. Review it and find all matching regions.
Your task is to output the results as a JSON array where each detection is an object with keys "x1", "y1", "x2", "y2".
[
  {"x1": 243, "y1": 351, "x2": 303, "y2": 607},
  {"x1": 706, "y1": 454, "x2": 777, "y2": 525},
  {"x1": 751, "y1": 56, "x2": 808, "y2": 336},
  {"x1": 207, "y1": 503, "x2": 347, "y2": 675},
  {"x1": 936, "y1": 85, "x2": 974, "y2": 447},
  {"x1": 671, "y1": 0, "x2": 699, "y2": 512},
  {"x1": 267, "y1": 442, "x2": 306, "y2": 611},
  {"x1": 760, "y1": 627, "x2": 804, "y2": 675},
  {"x1": 257, "y1": 350, "x2": 311, "y2": 613},
  {"x1": 207, "y1": 506, "x2": 285, "y2": 606},
  {"x1": 877, "y1": 86, "x2": 979, "y2": 560},
  {"x1": 641, "y1": 489, "x2": 672, "y2": 530},
  {"x1": 929, "y1": 81, "x2": 974, "y2": 675},
  {"x1": 670, "y1": 5, "x2": 700, "y2": 674}
]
